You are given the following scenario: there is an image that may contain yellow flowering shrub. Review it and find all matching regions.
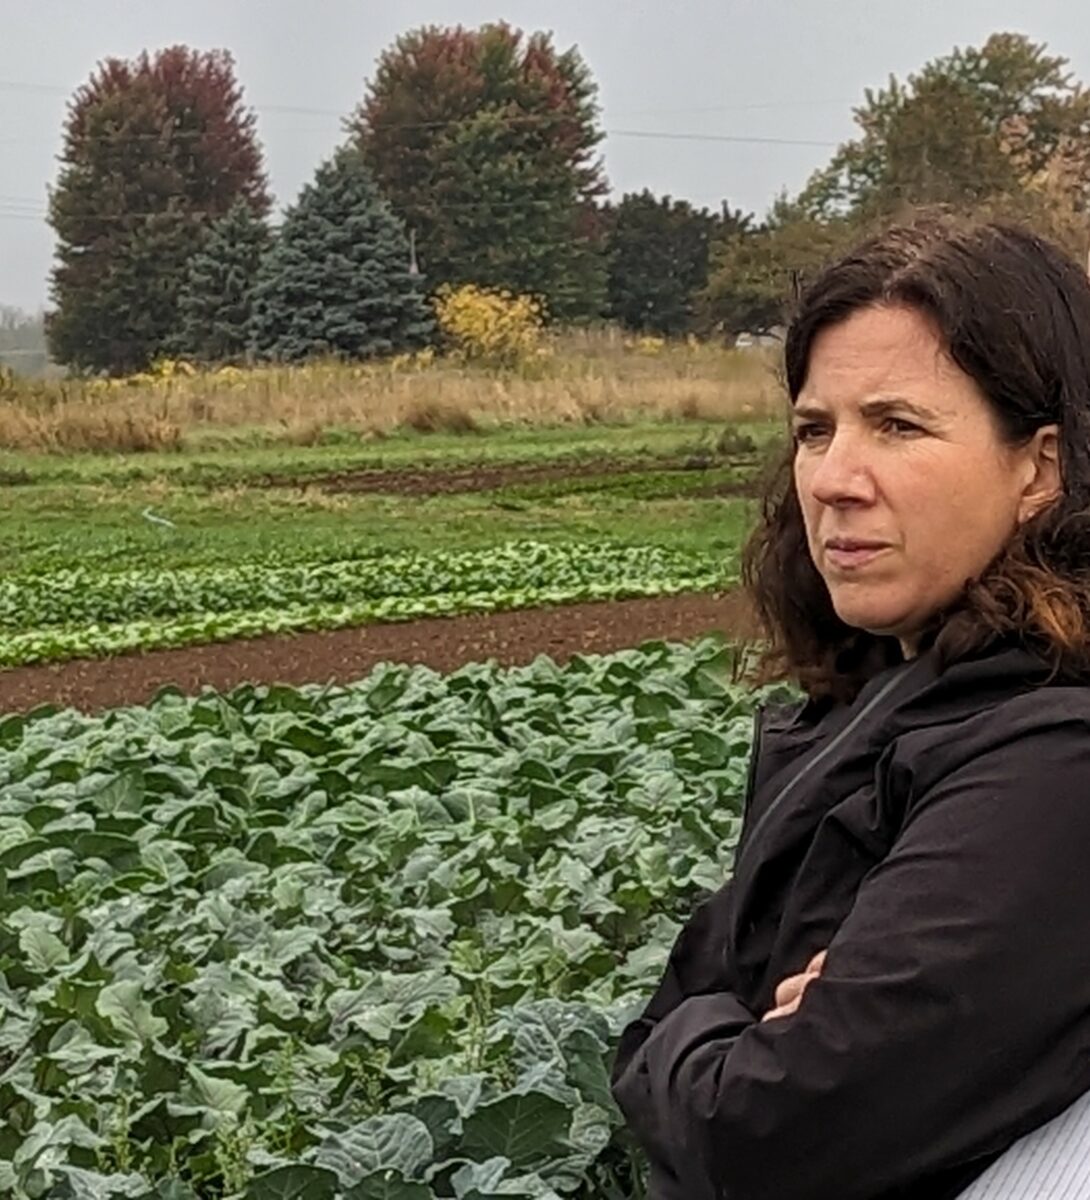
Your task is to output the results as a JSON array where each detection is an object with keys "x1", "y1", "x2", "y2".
[
  {"x1": 625, "y1": 335, "x2": 666, "y2": 356},
  {"x1": 433, "y1": 284, "x2": 545, "y2": 368},
  {"x1": 148, "y1": 358, "x2": 197, "y2": 380},
  {"x1": 212, "y1": 365, "x2": 247, "y2": 388}
]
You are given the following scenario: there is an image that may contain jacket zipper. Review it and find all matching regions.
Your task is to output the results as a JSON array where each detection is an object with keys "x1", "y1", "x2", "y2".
[
  {"x1": 741, "y1": 702, "x2": 767, "y2": 824},
  {"x1": 733, "y1": 661, "x2": 921, "y2": 881}
]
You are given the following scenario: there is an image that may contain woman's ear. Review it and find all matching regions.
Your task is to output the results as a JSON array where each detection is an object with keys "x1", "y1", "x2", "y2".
[{"x1": 1018, "y1": 424, "x2": 1062, "y2": 525}]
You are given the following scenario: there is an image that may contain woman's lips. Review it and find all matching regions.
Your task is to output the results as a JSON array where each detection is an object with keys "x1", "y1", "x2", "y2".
[{"x1": 824, "y1": 543, "x2": 891, "y2": 570}]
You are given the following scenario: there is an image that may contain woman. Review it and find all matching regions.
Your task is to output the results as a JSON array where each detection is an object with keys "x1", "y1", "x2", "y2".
[{"x1": 610, "y1": 215, "x2": 1090, "y2": 1200}]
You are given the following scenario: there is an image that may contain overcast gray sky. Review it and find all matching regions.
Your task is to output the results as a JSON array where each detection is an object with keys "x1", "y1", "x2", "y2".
[{"x1": 3, "y1": 0, "x2": 1089, "y2": 311}]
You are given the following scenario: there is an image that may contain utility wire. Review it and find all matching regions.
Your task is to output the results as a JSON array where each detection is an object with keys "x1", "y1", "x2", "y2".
[
  {"x1": 0, "y1": 162, "x2": 1065, "y2": 225},
  {"x1": 0, "y1": 76, "x2": 854, "y2": 120},
  {"x1": 609, "y1": 129, "x2": 833, "y2": 147},
  {"x1": 0, "y1": 124, "x2": 842, "y2": 148}
]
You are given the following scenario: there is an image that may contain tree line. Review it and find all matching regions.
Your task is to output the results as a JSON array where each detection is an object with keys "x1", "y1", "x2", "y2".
[{"x1": 41, "y1": 26, "x2": 1090, "y2": 375}]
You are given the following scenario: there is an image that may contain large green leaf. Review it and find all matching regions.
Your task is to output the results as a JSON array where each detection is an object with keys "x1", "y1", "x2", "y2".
[
  {"x1": 44, "y1": 1165, "x2": 149, "y2": 1198},
  {"x1": 44, "y1": 1023, "x2": 118, "y2": 1076},
  {"x1": 448, "y1": 1157, "x2": 562, "y2": 1199},
  {"x1": 459, "y1": 1093, "x2": 571, "y2": 1169},
  {"x1": 243, "y1": 1165, "x2": 340, "y2": 1200},
  {"x1": 19, "y1": 925, "x2": 70, "y2": 973},
  {"x1": 179, "y1": 1064, "x2": 249, "y2": 1119},
  {"x1": 343, "y1": 1175, "x2": 435, "y2": 1200},
  {"x1": 13, "y1": 1115, "x2": 103, "y2": 1167},
  {"x1": 313, "y1": 1116, "x2": 433, "y2": 1186},
  {"x1": 96, "y1": 980, "x2": 168, "y2": 1046}
]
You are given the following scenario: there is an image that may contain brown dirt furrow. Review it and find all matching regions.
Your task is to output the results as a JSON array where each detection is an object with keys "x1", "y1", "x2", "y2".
[
  {"x1": 258, "y1": 452, "x2": 756, "y2": 496},
  {"x1": 0, "y1": 591, "x2": 757, "y2": 717}
]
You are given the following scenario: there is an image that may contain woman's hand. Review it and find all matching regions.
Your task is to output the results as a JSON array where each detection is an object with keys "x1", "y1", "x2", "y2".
[{"x1": 761, "y1": 950, "x2": 828, "y2": 1022}]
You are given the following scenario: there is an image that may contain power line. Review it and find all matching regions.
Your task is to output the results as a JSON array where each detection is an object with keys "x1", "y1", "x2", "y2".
[
  {"x1": 0, "y1": 74, "x2": 839, "y2": 147},
  {"x1": 2, "y1": 159, "x2": 1081, "y2": 226},
  {"x1": 609, "y1": 129, "x2": 834, "y2": 148},
  {"x1": 0, "y1": 124, "x2": 842, "y2": 148},
  {"x1": 0, "y1": 74, "x2": 847, "y2": 173},
  {"x1": 0, "y1": 79, "x2": 66, "y2": 95},
  {"x1": 0, "y1": 196, "x2": 622, "y2": 222},
  {"x1": 0, "y1": 76, "x2": 853, "y2": 120},
  {"x1": 614, "y1": 99, "x2": 856, "y2": 116}
]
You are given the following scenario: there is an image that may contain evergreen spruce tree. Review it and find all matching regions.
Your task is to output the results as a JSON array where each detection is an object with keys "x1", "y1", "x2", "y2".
[
  {"x1": 175, "y1": 198, "x2": 269, "y2": 363},
  {"x1": 250, "y1": 148, "x2": 434, "y2": 362}
]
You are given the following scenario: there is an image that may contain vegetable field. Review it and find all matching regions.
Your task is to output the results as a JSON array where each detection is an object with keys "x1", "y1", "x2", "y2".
[
  {"x1": 0, "y1": 636, "x2": 776, "y2": 1199},
  {"x1": 0, "y1": 542, "x2": 733, "y2": 669}
]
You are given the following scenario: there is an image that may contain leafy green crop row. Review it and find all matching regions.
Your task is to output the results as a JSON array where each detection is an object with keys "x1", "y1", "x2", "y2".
[
  {"x1": 0, "y1": 542, "x2": 735, "y2": 667},
  {"x1": 0, "y1": 543, "x2": 730, "y2": 630},
  {"x1": 0, "y1": 637, "x2": 781, "y2": 1199}
]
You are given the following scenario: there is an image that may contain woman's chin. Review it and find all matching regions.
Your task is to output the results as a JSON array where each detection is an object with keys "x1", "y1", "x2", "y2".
[{"x1": 830, "y1": 592, "x2": 913, "y2": 640}]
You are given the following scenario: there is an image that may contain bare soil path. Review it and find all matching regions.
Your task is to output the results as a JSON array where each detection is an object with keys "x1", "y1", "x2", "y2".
[
  {"x1": 256, "y1": 451, "x2": 758, "y2": 495},
  {"x1": 0, "y1": 591, "x2": 757, "y2": 716}
]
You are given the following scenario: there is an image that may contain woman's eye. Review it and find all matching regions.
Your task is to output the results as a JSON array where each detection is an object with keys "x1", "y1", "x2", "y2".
[
  {"x1": 793, "y1": 423, "x2": 828, "y2": 444},
  {"x1": 883, "y1": 417, "x2": 922, "y2": 436}
]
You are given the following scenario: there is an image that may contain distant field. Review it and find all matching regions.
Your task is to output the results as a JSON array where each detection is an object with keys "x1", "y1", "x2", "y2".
[
  {"x1": 2, "y1": 419, "x2": 774, "y2": 570},
  {"x1": 0, "y1": 416, "x2": 776, "y2": 670},
  {"x1": 0, "y1": 330, "x2": 784, "y2": 454}
]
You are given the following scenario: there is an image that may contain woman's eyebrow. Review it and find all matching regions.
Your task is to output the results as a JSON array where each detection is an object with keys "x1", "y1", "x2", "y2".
[
  {"x1": 791, "y1": 398, "x2": 944, "y2": 423},
  {"x1": 859, "y1": 397, "x2": 944, "y2": 422}
]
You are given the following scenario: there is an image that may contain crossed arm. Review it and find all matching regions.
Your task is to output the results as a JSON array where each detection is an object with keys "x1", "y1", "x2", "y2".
[{"x1": 611, "y1": 716, "x2": 1090, "y2": 1200}]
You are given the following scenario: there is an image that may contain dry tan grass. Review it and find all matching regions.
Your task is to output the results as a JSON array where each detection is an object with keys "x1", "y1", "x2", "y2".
[
  {"x1": 0, "y1": 404, "x2": 184, "y2": 453},
  {"x1": 0, "y1": 330, "x2": 786, "y2": 453},
  {"x1": 400, "y1": 397, "x2": 482, "y2": 434}
]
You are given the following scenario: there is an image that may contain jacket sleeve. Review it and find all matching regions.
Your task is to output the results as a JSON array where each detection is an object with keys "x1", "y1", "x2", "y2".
[
  {"x1": 610, "y1": 878, "x2": 747, "y2": 1195},
  {"x1": 614, "y1": 716, "x2": 1090, "y2": 1200}
]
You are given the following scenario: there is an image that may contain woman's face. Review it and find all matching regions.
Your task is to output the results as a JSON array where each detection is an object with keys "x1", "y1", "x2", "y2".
[{"x1": 792, "y1": 303, "x2": 1059, "y2": 655}]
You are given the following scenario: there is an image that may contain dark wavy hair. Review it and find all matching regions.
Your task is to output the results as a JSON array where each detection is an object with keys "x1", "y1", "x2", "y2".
[{"x1": 742, "y1": 215, "x2": 1090, "y2": 703}]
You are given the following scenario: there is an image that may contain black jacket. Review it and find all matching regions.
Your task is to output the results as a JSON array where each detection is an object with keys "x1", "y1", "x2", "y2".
[{"x1": 610, "y1": 641, "x2": 1090, "y2": 1199}]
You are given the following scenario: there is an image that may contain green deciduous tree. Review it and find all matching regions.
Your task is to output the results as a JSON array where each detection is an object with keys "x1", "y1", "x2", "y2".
[
  {"x1": 704, "y1": 32, "x2": 1090, "y2": 340},
  {"x1": 348, "y1": 22, "x2": 608, "y2": 321},
  {"x1": 699, "y1": 197, "x2": 856, "y2": 340},
  {"x1": 249, "y1": 148, "x2": 434, "y2": 362},
  {"x1": 47, "y1": 45, "x2": 269, "y2": 375},
  {"x1": 798, "y1": 32, "x2": 1090, "y2": 223},
  {"x1": 604, "y1": 192, "x2": 751, "y2": 335},
  {"x1": 174, "y1": 197, "x2": 270, "y2": 364}
]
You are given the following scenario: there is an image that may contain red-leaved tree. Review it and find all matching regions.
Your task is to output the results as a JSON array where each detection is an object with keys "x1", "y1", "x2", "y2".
[
  {"x1": 348, "y1": 23, "x2": 608, "y2": 320},
  {"x1": 48, "y1": 45, "x2": 270, "y2": 374}
]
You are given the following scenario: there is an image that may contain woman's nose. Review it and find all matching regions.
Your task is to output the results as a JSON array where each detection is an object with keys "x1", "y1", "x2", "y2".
[{"x1": 806, "y1": 431, "x2": 877, "y2": 507}]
